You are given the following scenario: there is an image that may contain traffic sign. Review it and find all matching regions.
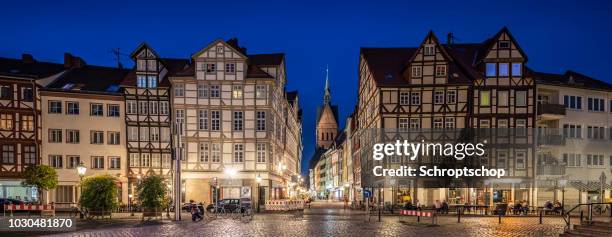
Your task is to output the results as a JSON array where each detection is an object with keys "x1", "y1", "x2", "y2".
[{"x1": 363, "y1": 190, "x2": 372, "y2": 198}]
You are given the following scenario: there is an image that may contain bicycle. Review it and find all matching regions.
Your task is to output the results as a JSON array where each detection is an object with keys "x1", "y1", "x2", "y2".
[
  {"x1": 240, "y1": 204, "x2": 253, "y2": 223},
  {"x1": 69, "y1": 206, "x2": 89, "y2": 219},
  {"x1": 593, "y1": 204, "x2": 609, "y2": 215}
]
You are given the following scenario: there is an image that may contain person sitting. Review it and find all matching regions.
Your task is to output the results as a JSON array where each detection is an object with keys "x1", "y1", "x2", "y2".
[
  {"x1": 513, "y1": 202, "x2": 522, "y2": 215},
  {"x1": 403, "y1": 201, "x2": 418, "y2": 210},
  {"x1": 544, "y1": 200, "x2": 553, "y2": 210},
  {"x1": 190, "y1": 200, "x2": 202, "y2": 222},
  {"x1": 553, "y1": 200, "x2": 563, "y2": 214}
]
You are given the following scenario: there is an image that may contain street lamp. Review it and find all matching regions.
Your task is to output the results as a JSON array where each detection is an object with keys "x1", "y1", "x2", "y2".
[
  {"x1": 256, "y1": 174, "x2": 262, "y2": 213},
  {"x1": 76, "y1": 162, "x2": 86, "y2": 219}
]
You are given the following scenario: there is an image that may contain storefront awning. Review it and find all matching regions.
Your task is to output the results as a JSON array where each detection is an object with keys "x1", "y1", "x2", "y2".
[{"x1": 568, "y1": 180, "x2": 612, "y2": 191}]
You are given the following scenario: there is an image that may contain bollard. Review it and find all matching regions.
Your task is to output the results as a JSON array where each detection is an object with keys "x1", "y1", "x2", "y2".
[
  {"x1": 498, "y1": 212, "x2": 501, "y2": 224},
  {"x1": 539, "y1": 210, "x2": 542, "y2": 224},
  {"x1": 580, "y1": 210, "x2": 583, "y2": 222},
  {"x1": 417, "y1": 214, "x2": 420, "y2": 222}
]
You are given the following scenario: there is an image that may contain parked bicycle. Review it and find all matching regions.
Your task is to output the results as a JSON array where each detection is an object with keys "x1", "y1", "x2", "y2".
[
  {"x1": 69, "y1": 206, "x2": 89, "y2": 219},
  {"x1": 593, "y1": 204, "x2": 610, "y2": 215}
]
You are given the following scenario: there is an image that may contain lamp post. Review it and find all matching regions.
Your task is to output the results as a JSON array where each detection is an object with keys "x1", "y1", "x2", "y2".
[
  {"x1": 76, "y1": 162, "x2": 86, "y2": 219},
  {"x1": 256, "y1": 174, "x2": 262, "y2": 213}
]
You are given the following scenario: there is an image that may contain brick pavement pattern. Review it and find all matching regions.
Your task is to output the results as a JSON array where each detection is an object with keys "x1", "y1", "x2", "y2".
[{"x1": 44, "y1": 214, "x2": 571, "y2": 237}]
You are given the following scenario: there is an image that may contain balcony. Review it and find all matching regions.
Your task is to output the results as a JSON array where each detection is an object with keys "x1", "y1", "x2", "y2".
[
  {"x1": 536, "y1": 154, "x2": 565, "y2": 176},
  {"x1": 537, "y1": 134, "x2": 566, "y2": 146},
  {"x1": 537, "y1": 103, "x2": 566, "y2": 121},
  {"x1": 536, "y1": 164, "x2": 565, "y2": 176}
]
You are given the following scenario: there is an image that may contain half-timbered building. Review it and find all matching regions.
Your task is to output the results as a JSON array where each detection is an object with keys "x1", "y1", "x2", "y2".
[
  {"x1": 121, "y1": 44, "x2": 190, "y2": 200},
  {"x1": 355, "y1": 28, "x2": 536, "y2": 207},
  {"x1": 0, "y1": 55, "x2": 66, "y2": 203},
  {"x1": 169, "y1": 39, "x2": 303, "y2": 206}
]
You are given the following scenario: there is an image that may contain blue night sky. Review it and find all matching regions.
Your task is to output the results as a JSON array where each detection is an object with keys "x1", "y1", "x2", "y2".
[{"x1": 2, "y1": 0, "x2": 612, "y2": 176}]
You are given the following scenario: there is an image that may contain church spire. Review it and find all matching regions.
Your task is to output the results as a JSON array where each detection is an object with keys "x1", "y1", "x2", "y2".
[{"x1": 323, "y1": 65, "x2": 331, "y2": 105}]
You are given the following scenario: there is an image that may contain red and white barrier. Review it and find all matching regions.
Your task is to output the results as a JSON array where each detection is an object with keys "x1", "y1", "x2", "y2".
[
  {"x1": 4, "y1": 204, "x2": 55, "y2": 211},
  {"x1": 400, "y1": 210, "x2": 434, "y2": 217},
  {"x1": 264, "y1": 200, "x2": 305, "y2": 211}
]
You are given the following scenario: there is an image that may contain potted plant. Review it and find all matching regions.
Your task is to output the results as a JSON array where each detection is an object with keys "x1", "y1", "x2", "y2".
[
  {"x1": 79, "y1": 175, "x2": 118, "y2": 219},
  {"x1": 136, "y1": 175, "x2": 169, "y2": 220}
]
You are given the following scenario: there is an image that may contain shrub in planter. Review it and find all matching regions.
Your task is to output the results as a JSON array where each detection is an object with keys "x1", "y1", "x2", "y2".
[
  {"x1": 136, "y1": 175, "x2": 169, "y2": 215},
  {"x1": 80, "y1": 175, "x2": 118, "y2": 214}
]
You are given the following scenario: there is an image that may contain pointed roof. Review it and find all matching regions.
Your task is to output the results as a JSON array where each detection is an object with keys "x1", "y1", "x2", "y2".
[
  {"x1": 407, "y1": 30, "x2": 454, "y2": 63},
  {"x1": 129, "y1": 42, "x2": 160, "y2": 59},
  {"x1": 191, "y1": 38, "x2": 248, "y2": 59},
  {"x1": 323, "y1": 65, "x2": 331, "y2": 105},
  {"x1": 308, "y1": 147, "x2": 328, "y2": 170},
  {"x1": 479, "y1": 26, "x2": 529, "y2": 62}
]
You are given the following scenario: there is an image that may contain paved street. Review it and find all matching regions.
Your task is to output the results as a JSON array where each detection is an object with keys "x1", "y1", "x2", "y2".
[{"x1": 26, "y1": 201, "x2": 591, "y2": 237}]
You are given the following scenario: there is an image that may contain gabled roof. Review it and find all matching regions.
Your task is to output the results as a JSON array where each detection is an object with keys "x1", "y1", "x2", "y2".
[
  {"x1": 406, "y1": 30, "x2": 454, "y2": 64},
  {"x1": 129, "y1": 42, "x2": 160, "y2": 59},
  {"x1": 191, "y1": 39, "x2": 248, "y2": 59},
  {"x1": 360, "y1": 28, "x2": 533, "y2": 87},
  {"x1": 529, "y1": 69, "x2": 612, "y2": 91},
  {"x1": 478, "y1": 27, "x2": 529, "y2": 63},
  {"x1": 308, "y1": 148, "x2": 328, "y2": 169},
  {"x1": 46, "y1": 65, "x2": 130, "y2": 94},
  {"x1": 0, "y1": 56, "x2": 66, "y2": 79},
  {"x1": 360, "y1": 47, "x2": 472, "y2": 86},
  {"x1": 248, "y1": 53, "x2": 284, "y2": 66}
]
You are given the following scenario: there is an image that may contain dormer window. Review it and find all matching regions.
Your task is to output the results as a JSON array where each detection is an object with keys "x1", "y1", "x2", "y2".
[
  {"x1": 216, "y1": 46, "x2": 224, "y2": 53},
  {"x1": 137, "y1": 75, "x2": 147, "y2": 88},
  {"x1": 486, "y1": 63, "x2": 496, "y2": 77},
  {"x1": 137, "y1": 60, "x2": 146, "y2": 71},
  {"x1": 424, "y1": 45, "x2": 435, "y2": 56},
  {"x1": 499, "y1": 63, "x2": 509, "y2": 77},
  {"x1": 147, "y1": 60, "x2": 156, "y2": 71},
  {"x1": 498, "y1": 41, "x2": 511, "y2": 49}
]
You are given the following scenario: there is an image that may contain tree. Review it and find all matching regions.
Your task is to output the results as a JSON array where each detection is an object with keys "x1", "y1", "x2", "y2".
[
  {"x1": 21, "y1": 165, "x2": 58, "y2": 204},
  {"x1": 80, "y1": 175, "x2": 118, "y2": 212},
  {"x1": 136, "y1": 175, "x2": 169, "y2": 212}
]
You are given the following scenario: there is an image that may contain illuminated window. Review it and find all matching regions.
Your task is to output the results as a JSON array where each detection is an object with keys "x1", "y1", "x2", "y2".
[
  {"x1": 232, "y1": 85, "x2": 243, "y2": 99},
  {"x1": 486, "y1": 63, "x2": 496, "y2": 77},
  {"x1": 480, "y1": 91, "x2": 490, "y2": 106},
  {"x1": 499, "y1": 63, "x2": 509, "y2": 77}
]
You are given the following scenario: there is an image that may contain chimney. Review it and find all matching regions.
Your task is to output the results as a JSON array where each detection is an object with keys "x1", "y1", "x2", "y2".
[
  {"x1": 64, "y1": 53, "x2": 86, "y2": 68},
  {"x1": 447, "y1": 33, "x2": 454, "y2": 46},
  {"x1": 22, "y1": 54, "x2": 35, "y2": 63},
  {"x1": 226, "y1": 38, "x2": 248, "y2": 55}
]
